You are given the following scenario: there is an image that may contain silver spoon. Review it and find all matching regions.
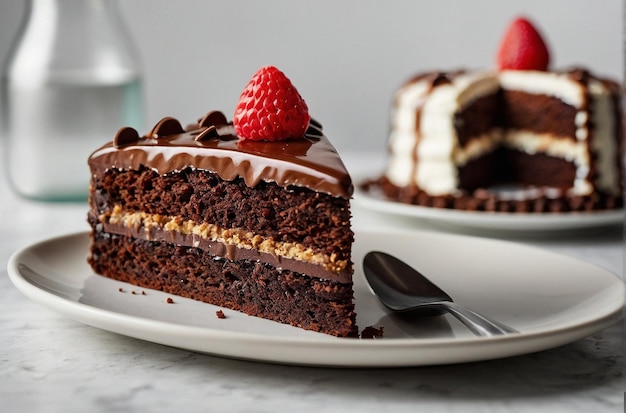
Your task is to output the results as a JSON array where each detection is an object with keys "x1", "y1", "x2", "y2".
[{"x1": 363, "y1": 251, "x2": 518, "y2": 337}]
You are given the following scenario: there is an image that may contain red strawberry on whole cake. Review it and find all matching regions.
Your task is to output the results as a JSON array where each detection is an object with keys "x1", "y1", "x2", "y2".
[{"x1": 496, "y1": 17, "x2": 550, "y2": 71}]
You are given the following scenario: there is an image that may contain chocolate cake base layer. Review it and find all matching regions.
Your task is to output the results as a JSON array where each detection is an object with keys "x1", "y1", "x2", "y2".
[
  {"x1": 503, "y1": 151, "x2": 577, "y2": 188},
  {"x1": 363, "y1": 176, "x2": 622, "y2": 213},
  {"x1": 88, "y1": 231, "x2": 358, "y2": 337},
  {"x1": 457, "y1": 150, "x2": 502, "y2": 191},
  {"x1": 457, "y1": 148, "x2": 577, "y2": 192}
]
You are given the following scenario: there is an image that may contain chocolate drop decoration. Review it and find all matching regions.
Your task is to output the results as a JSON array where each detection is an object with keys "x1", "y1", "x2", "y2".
[
  {"x1": 149, "y1": 117, "x2": 185, "y2": 139},
  {"x1": 113, "y1": 127, "x2": 140, "y2": 148},
  {"x1": 309, "y1": 117, "x2": 322, "y2": 129},
  {"x1": 198, "y1": 110, "x2": 228, "y2": 128},
  {"x1": 194, "y1": 125, "x2": 220, "y2": 141}
]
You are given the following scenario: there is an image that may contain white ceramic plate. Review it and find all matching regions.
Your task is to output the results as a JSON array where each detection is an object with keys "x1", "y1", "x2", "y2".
[
  {"x1": 354, "y1": 177, "x2": 624, "y2": 232},
  {"x1": 8, "y1": 231, "x2": 624, "y2": 367}
]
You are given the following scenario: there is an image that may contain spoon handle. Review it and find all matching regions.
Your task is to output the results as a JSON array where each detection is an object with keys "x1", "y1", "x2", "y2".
[{"x1": 438, "y1": 301, "x2": 518, "y2": 337}]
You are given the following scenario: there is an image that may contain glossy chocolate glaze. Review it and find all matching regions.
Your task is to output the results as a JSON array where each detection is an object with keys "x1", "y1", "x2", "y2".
[{"x1": 89, "y1": 112, "x2": 353, "y2": 199}]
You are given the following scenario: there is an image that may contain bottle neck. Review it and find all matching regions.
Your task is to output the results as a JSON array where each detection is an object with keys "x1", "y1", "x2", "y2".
[{"x1": 7, "y1": 0, "x2": 140, "y2": 85}]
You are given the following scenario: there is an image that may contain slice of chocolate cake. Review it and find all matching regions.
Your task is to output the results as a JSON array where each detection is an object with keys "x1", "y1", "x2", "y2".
[{"x1": 87, "y1": 67, "x2": 357, "y2": 337}]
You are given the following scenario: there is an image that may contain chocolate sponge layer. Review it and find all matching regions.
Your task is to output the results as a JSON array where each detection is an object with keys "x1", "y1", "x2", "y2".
[
  {"x1": 89, "y1": 231, "x2": 358, "y2": 337},
  {"x1": 502, "y1": 90, "x2": 578, "y2": 137}
]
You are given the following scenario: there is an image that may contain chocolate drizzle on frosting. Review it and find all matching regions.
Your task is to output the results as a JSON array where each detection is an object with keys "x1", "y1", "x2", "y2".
[{"x1": 91, "y1": 111, "x2": 353, "y2": 198}]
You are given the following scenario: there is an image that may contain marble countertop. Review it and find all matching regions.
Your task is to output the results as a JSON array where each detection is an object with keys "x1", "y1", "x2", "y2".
[{"x1": 1, "y1": 154, "x2": 624, "y2": 413}]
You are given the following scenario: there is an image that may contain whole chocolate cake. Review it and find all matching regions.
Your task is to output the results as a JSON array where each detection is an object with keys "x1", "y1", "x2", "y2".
[
  {"x1": 365, "y1": 17, "x2": 623, "y2": 212},
  {"x1": 87, "y1": 67, "x2": 357, "y2": 337}
]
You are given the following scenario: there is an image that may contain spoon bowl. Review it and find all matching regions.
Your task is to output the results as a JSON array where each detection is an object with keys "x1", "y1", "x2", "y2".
[{"x1": 363, "y1": 251, "x2": 518, "y2": 337}]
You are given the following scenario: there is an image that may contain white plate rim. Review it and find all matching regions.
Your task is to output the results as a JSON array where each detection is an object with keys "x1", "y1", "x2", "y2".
[
  {"x1": 7, "y1": 231, "x2": 624, "y2": 368},
  {"x1": 353, "y1": 175, "x2": 624, "y2": 231}
]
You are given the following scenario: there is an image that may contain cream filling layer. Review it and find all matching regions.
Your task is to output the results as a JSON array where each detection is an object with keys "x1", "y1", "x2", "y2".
[{"x1": 100, "y1": 205, "x2": 348, "y2": 274}]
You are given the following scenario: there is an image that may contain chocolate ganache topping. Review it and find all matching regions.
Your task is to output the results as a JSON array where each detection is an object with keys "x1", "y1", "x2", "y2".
[{"x1": 89, "y1": 111, "x2": 353, "y2": 199}]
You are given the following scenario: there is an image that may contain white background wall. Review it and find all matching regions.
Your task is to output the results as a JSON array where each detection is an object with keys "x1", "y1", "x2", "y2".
[{"x1": 0, "y1": 0, "x2": 622, "y2": 156}]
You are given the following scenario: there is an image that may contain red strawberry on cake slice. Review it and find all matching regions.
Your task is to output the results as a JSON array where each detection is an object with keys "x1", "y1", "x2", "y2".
[{"x1": 234, "y1": 66, "x2": 311, "y2": 141}]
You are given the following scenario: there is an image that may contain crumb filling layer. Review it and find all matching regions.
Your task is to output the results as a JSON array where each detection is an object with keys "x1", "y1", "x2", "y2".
[{"x1": 97, "y1": 205, "x2": 351, "y2": 283}]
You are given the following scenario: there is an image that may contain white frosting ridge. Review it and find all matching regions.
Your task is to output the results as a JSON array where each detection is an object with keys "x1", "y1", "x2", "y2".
[
  {"x1": 388, "y1": 72, "x2": 500, "y2": 195},
  {"x1": 588, "y1": 79, "x2": 619, "y2": 195}
]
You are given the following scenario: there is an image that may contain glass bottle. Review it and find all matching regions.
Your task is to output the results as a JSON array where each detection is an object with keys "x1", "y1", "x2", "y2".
[{"x1": 2, "y1": 0, "x2": 144, "y2": 202}]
